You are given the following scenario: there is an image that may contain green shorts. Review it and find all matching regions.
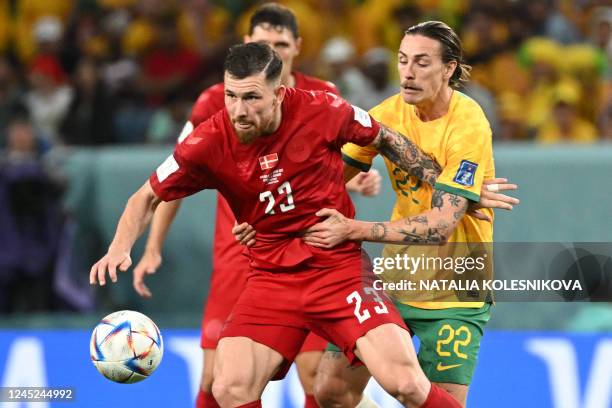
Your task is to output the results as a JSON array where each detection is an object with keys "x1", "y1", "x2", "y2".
[{"x1": 326, "y1": 302, "x2": 491, "y2": 385}]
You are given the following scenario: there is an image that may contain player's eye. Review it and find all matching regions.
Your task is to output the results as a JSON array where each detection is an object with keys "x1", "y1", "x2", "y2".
[{"x1": 398, "y1": 59, "x2": 407, "y2": 65}]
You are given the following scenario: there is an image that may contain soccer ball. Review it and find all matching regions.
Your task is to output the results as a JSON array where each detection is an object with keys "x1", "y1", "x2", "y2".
[{"x1": 90, "y1": 310, "x2": 163, "y2": 383}]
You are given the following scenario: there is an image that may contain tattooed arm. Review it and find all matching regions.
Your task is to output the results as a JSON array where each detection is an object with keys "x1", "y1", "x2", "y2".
[
  {"x1": 368, "y1": 124, "x2": 441, "y2": 186},
  {"x1": 303, "y1": 189, "x2": 468, "y2": 247}
]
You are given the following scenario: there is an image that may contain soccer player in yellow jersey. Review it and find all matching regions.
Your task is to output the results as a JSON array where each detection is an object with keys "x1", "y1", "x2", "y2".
[{"x1": 301, "y1": 21, "x2": 515, "y2": 407}]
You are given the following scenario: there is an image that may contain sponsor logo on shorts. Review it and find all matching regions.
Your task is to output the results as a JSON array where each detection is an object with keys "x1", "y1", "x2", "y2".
[{"x1": 436, "y1": 362, "x2": 463, "y2": 371}]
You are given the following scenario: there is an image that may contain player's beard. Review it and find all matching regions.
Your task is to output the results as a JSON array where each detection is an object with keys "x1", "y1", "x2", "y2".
[
  {"x1": 234, "y1": 125, "x2": 259, "y2": 144},
  {"x1": 233, "y1": 113, "x2": 277, "y2": 144}
]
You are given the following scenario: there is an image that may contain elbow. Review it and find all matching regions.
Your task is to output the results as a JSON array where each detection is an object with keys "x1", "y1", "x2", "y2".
[{"x1": 128, "y1": 183, "x2": 160, "y2": 212}]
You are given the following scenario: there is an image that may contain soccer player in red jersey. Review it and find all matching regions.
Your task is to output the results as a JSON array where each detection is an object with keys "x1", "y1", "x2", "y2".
[
  {"x1": 131, "y1": 5, "x2": 379, "y2": 408},
  {"x1": 91, "y1": 42, "x2": 466, "y2": 408}
]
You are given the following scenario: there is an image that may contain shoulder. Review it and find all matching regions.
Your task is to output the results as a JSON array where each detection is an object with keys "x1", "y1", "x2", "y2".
[
  {"x1": 284, "y1": 87, "x2": 344, "y2": 110},
  {"x1": 368, "y1": 93, "x2": 404, "y2": 122},
  {"x1": 294, "y1": 71, "x2": 339, "y2": 95},
  {"x1": 452, "y1": 91, "x2": 490, "y2": 123},
  {"x1": 450, "y1": 92, "x2": 492, "y2": 136}
]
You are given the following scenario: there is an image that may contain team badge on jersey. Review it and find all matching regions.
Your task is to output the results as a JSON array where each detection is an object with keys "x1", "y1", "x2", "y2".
[
  {"x1": 259, "y1": 153, "x2": 279, "y2": 170},
  {"x1": 453, "y1": 160, "x2": 478, "y2": 186}
]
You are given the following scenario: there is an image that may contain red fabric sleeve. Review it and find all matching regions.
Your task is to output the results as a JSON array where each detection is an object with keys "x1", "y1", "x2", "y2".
[
  {"x1": 325, "y1": 95, "x2": 380, "y2": 148},
  {"x1": 149, "y1": 130, "x2": 216, "y2": 201}
]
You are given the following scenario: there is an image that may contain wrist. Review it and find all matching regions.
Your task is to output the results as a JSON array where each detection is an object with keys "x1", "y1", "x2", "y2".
[
  {"x1": 347, "y1": 220, "x2": 366, "y2": 241},
  {"x1": 144, "y1": 245, "x2": 161, "y2": 256},
  {"x1": 109, "y1": 239, "x2": 131, "y2": 255}
]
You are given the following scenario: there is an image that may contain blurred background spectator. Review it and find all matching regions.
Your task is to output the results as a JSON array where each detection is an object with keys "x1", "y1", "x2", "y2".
[{"x1": 0, "y1": 116, "x2": 64, "y2": 313}]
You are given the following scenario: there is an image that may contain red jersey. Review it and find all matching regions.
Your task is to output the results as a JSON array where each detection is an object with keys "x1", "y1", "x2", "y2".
[
  {"x1": 151, "y1": 88, "x2": 379, "y2": 271},
  {"x1": 182, "y1": 73, "x2": 339, "y2": 272}
]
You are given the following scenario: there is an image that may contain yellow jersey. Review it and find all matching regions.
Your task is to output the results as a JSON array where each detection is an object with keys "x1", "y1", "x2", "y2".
[{"x1": 342, "y1": 91, "x2": 495, "y2": 309}]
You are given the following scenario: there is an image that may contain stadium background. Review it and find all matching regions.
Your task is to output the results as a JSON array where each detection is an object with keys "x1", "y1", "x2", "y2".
[{"x1": 0, "y1": 0, "x2": 610, "y2": 407}]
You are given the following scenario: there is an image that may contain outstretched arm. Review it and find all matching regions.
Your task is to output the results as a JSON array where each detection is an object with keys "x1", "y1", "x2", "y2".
[
  {"x1": 132, "y1": 199, "x2": 182, "y2": 297},
  {"x1": 90, "y1": 181, "x2": 161, "y2": 286},
  {"x1": 304, "y1": 189, "x2": 467, "y2": 247}
]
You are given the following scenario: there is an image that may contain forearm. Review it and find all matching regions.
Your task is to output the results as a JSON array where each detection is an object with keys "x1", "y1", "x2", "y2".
[
  {"x1": 371, "y1": 124, "x2": 441, "y2": 186},
  {"x1": 347, "y1": 211, "x2": 454, "y2": 245},
  {"x1": 109, "y1": 183, "x2": 161, "y2": 253},
  {"x1": 144, "y1": 199, "x2": 182, "y2": 253},
  {"x1": 347, "y1": 190, "x2": 468, "y2": 244}
]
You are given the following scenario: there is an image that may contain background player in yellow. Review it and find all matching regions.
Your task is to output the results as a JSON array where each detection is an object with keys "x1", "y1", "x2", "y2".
[{"x1": 300, "y1": 21, "x2": 518, "y2": 407}]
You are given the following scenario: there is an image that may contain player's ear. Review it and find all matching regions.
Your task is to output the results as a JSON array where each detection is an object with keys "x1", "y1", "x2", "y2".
[
  {"x1": 243, "y1": 34, "x2": 251, "y2": 43},
  {"x1": 274, "y1": 85, "x2": 286, "y2": 104},
  {"x1": 294, "y1": 36, "x2": 302, "y2": 56},
  {"x1": 445, "y1": 60, "x2": 457, "y2": 81}
]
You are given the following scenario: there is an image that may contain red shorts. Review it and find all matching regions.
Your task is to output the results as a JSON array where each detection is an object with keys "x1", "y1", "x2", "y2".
[
  {"x1": 200, "y1": 195, "x2": 328, "y2": 351},
  {"x1": 200, "y1": 267, "x2": 248, "y2": 349},
  {"x1": 219, "y1": 256, "x2": 407, "y2": 379},
  {"x1": 200, "y1": 267, "x2": 329, "y2": 352}
]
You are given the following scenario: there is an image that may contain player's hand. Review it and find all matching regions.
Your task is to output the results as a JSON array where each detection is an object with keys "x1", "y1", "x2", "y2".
[
  {"x1": 232, "y1": 221, "x2": 256, "y2": 247},
  {"x1": 469, "y1": 178, "x2": 520, "y2": 222},
  {"x1": 90, "y1": 246, "x2": 132, "y2": 286},
  {"x1": 346, "y1": 169, "x2": 381, "y2": 197},
  {"x1": 303, "y1": 208, "x2": 352, "y2": 248},
  {"x1": 132, "y1": 250, "x2": 162, "y2": 298}
]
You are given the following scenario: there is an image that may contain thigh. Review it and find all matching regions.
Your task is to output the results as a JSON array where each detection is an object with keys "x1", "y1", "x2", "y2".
[
  {"x1": 354, "y1": 323, "x2": 427, "y2": 393},
  {"x1": 220, "y1": 275, "x2": 309, "y2": 379},
  {"x1": 215, "y1": 337, "x2": 284, "y2": 396},
  {"x1": 400, "y1": 303, "x2": 491, "y2": 386}
]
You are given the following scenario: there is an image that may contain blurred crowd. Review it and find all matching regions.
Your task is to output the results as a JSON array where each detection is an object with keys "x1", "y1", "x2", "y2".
[
  {"x1": 0, "y1": 0, "x2": 610, "y2": 313},
  {"x1": 0, "y1": 0, "x2": 610, "y2": 150}
]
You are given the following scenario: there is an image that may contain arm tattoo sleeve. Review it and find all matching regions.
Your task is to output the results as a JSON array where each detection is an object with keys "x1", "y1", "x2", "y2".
[
  {"x1": 362, "y1": 190, "x2": 469, "y2": 244},
  {"x1": 371, "y1": 125, "x2": 442, "y2": 186}
]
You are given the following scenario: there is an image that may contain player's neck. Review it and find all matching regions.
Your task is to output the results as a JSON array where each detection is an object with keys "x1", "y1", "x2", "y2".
[
  {"x1": 414, "y1": 87, "x2": 453, "y2": 122},
  {"x1": 282, "y1": 72, "x2": 295, "y2": 88},
  {"x1": 265, "y1": 104, "x2": 283, "y2": 135}
]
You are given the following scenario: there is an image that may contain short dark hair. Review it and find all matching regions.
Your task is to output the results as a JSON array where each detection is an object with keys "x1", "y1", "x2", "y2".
[
  {"x1": 224, "y1": 42, "x2": 283, "y2": 82},
  {"x1": 249, "y1": 3, "x2": 299, "y2": 39},
  {"x1": 405, "y1": 21, "x2": 471, "y2": 88}
]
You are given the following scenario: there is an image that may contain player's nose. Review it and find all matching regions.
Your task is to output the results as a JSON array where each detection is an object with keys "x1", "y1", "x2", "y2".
[{"x1": 234, "y1": 99, "x2": 249, "y2": 116}]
